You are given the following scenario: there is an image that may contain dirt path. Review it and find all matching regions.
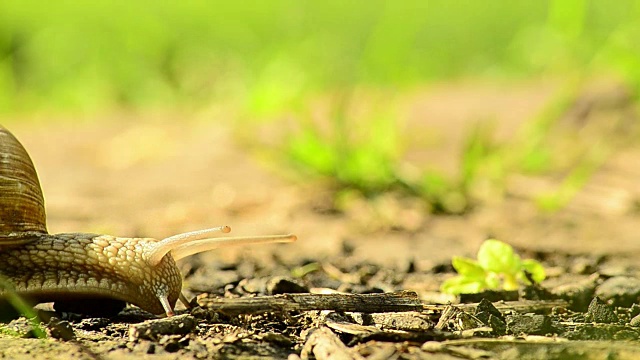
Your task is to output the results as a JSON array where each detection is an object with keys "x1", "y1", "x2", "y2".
[
  {"x1": 3, "y1": 79, "x2": 640, "y2": 359},
  {"x1": 8, "y1": 79, "x2": 640, "y2": 265}
]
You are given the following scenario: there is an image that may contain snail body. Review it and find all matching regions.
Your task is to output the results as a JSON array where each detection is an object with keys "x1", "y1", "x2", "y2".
[
  {"x1": 0, "y1": 126, "x2": 295, "y2": 316},
  {"x1": 0, "y1": 233, "x2": 182, "y2": 315}
]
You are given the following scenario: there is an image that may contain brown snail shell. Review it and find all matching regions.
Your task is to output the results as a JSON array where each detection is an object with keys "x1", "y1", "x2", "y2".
[{"x1": 0, "y1": 126, "x2": 47, "y2": 243}]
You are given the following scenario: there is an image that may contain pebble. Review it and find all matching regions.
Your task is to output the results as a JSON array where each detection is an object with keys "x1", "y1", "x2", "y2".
[
  {"x1": 506, "y1": 314, "x2": 553, "y2": 335},
  {"x1": 629, "y1": 314, "x2": 640, "y2": 327},
  {"x1": 595, "y1": 276, "x2": 640, "y2": 307},
  {"x1": 585, "y1": 296, "x2": 618, "y2": 324},
  {"x1": 128, "y1": 314, "x2": 196, "y2": 341}
]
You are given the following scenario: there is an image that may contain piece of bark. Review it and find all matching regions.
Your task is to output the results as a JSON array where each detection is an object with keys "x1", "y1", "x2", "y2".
[
  {"x1": 198, "y1": 291, "x2": 421, "y2": 315},
  {"x1": 301, "y1": 327, "x2": 364, "y2": 360},
  {"x1": 325, "y1": 319, "x2": 379, "y2": 335}
]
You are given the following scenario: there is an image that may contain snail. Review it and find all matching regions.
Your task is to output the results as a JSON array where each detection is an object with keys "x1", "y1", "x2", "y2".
[{"x1": 0, "y1": 126, "x2": 296, "y2": 317}]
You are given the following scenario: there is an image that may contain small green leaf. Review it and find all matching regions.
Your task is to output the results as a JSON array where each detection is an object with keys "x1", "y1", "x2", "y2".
[
  {"x1": 440, "y1": 276, "x2": 486, "y2": 295},
  {"x1": 442, "y1": 239, "x2": 548, "y2": 294},
  {"x1": 521, "y1": 259, "x2": 546, "y2": 283},
  {"x1": 451, "y1": 256, "x2": 486, "y2": 279},
  {"x1": 484, "y1": 272, "x2": 501, "y2": 290},
  {"x1": 477, "y1": 239, "x2": 521, "y2": 274}
]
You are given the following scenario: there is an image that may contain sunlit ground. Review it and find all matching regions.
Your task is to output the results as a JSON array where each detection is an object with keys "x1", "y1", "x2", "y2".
[{"x1": 3, "y1": 1, "x2": 640, "y2": 257}]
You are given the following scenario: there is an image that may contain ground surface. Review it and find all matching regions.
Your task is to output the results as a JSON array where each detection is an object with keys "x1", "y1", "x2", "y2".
[{"x1": 2, "y1": 79, "x2": 640, "y2": 359}]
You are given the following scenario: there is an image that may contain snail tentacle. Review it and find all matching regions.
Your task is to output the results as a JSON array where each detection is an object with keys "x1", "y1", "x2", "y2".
[
  {"x1": 179, "y1": 292, "x2": 191, "y2": 309},
  {"x1": 146, "y1": 226, "x2": 296, "y2": 266},
  {"x1": 146, "y1": 225, "x2": 231, "y2": 266},
  {"x1": 169, "y1": 233, "x2": 297, "y2": 261},
  {"x1": 158, "y1": 295, "x2": 175, "y2": 317}
]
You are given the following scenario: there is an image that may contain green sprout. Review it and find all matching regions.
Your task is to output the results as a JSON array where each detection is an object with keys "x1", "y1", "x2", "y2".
[
  {"x1": 0, "y1": 277, "x2": 47, "y2": 338},
  {"x1": 440, "y1": 239, "x2": 546, "y2": 295}
]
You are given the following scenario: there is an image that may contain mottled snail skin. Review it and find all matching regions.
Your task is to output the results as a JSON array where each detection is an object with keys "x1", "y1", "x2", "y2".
[
  {"x1": 0, "y1": 233, "x2": 182, "y2": 315},
  {"x1": 0, "y1": 126, "x2": 295, "y2": 316}
]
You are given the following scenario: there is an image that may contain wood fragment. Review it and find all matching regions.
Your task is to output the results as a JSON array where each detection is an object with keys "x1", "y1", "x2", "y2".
[
  {"x1": 301, "y1": 327, "x2": 364, "y2": 360},
  {"x1": 198, "y1": 291, "x2": 422, "y2": 315},
  {"x1": 423, "y1": 299, "x2": 568, "y2": 314},
  {"x1": 326, "y1": 320, "x2": 379, "y2": 335}
]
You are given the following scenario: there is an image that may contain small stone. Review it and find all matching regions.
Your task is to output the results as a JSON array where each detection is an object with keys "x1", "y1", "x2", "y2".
[
  {"x1": 629, "y1": 314, "x2": 640, "y2": 327},
  {"x1": 128, "y1": 314, "x2": 197, "y2": 341},
  {"x1": 506, "y1": 314, "x2": 553, "y2": 335},
  {"x1": 585, "y1": 297, "x2": 618, "y2": 324},
  {"x1": 422, "y1": 341, "x2": 444, "y2": 352},
  {"x1": 238, "y1": 278, "x2": 265, "y2": 294},
  {"x1": 159, "y1": 335, "x2": 183, "y2": 353},
  {"x1": 595, "y1": 276, "x2": 640, "y2": 307},
  {"x1": 475, "y1": 299, "x2": 504, "y2": 322},
  {"x1": 570, "y1": 257, "x2": 597, "y2": 275},
  {"x1": 47, "y1": 318, "x2": 75, "y2": 340},
  {"x1": 598, "y1": 264, "x2": 631, "y2": 277},
  {"x1": 474, "y1": 299, "x2": 506, "y2": 335}
]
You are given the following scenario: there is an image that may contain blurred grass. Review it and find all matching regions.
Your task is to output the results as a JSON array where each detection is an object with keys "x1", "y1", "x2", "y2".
[
  {"x1": 1, "y1": 1, "x2": 639, "y2": 115},
  {"x1": 2, "y1": 1, "x2": 640, "y2": 213},
  {"x1": 0, "y1": 277, "x2": 46, "y2": 337}
]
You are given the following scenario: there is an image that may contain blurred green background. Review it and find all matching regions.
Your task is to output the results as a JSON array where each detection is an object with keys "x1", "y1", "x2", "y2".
[
  {"x1": 1, "y1": 1, "x2": 639, "y2": 213},
  {"x1": 1, "y1": 0, "x2": 639, "y2": 114}
]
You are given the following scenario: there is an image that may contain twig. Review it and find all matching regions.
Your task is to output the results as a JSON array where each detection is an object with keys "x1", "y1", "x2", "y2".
[{"x1": 198, "y1": 291, "x2": 422, "y2": 315}]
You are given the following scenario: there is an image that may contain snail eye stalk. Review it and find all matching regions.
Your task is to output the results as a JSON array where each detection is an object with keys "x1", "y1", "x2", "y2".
[{"x1": 146, "y1": 226, "x2": 296, "y2": 266}]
